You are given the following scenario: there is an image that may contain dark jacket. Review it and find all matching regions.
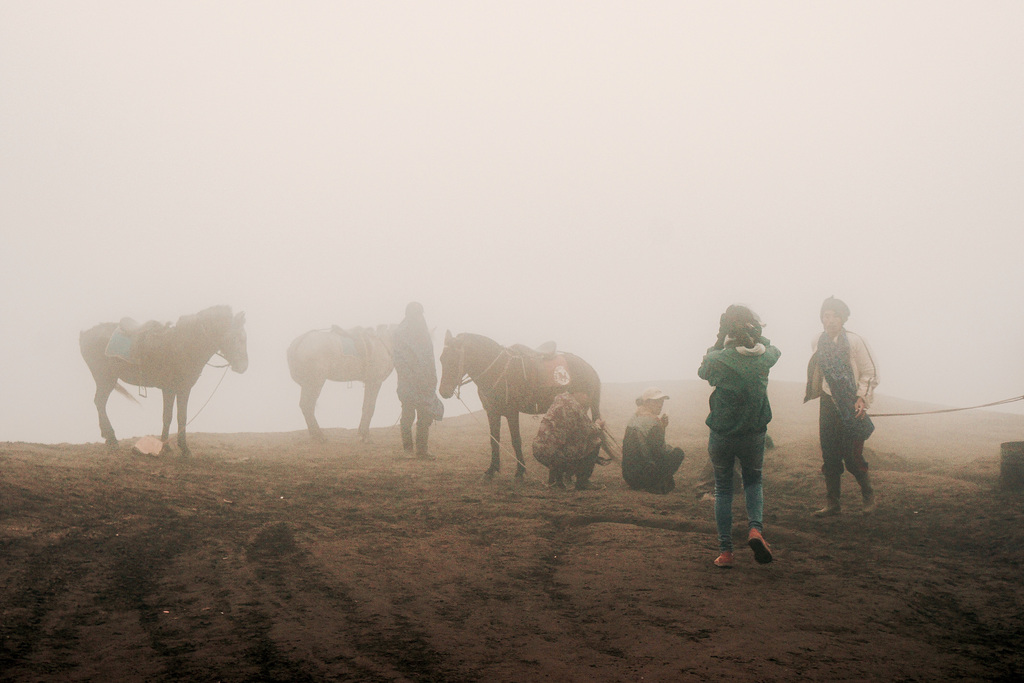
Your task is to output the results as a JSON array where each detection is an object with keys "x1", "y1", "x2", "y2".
[
  {"x1": 393, "y1": 314, "x2": 438, "y2": 411},
  {"x1": 698, "y1": 338, "x2": 781, "y2": 436},
  {"x1": 621, "y1": 413, "x2": 683, "y2": 490}
]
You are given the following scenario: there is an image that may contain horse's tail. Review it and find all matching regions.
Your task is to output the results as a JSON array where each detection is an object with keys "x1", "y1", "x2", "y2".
[{"x1": 113, "y1": 382, "x2": 141, "y2": 405}]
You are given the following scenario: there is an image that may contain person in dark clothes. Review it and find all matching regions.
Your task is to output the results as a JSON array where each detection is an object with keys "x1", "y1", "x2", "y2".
[
  {"x1": 393, "y1": 302, "x2": 442, "y2": 458},
  {"x1": 621, "y1": 387, "x2": 685, "y2": 494}
]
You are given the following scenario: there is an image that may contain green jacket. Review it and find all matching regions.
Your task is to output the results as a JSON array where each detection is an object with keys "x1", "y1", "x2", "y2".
[{"x1": 697, "y1": 338, "x2": 781, "y2": 436}]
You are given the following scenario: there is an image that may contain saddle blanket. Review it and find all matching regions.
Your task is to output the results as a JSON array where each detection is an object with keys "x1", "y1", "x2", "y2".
[
  {"x1": 104, "y1": 328, "x2": 133, "y2": 361},
  {"x1": 541, "y1": 355, "x2": 572, "y2": 387},
  {"x1": 331, "y1": 327, "x2": 363, "y2": 357}
]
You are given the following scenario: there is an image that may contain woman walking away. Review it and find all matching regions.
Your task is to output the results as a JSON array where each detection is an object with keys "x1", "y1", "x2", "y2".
[
  {"x1": 698, "y1": 304, "x2": 781, "y2": 569},
  {"x1": 805, "y1": 296, "x2": 880, "y2": 516}
]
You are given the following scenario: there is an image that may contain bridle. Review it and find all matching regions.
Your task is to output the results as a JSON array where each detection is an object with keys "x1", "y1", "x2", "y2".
[
  {"x1": 445, "y1": 338, "x2": 526, "y2": 402},
  {"x1": 446, "y1": 341, "x2": 473, "y2": 399}
]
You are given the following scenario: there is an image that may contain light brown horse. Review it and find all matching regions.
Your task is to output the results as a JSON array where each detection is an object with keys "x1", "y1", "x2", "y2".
[
  {"x1": 79, "y1": 305, "x2": 249, "y2": 455},
  {"x1": 287, "y1": 325, "x2": 395, "y2": 441}
]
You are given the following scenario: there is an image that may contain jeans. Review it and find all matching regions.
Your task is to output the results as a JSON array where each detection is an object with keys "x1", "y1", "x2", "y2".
[{"x1": 709, "y1": 430, "x2": 766, "y2": 552}]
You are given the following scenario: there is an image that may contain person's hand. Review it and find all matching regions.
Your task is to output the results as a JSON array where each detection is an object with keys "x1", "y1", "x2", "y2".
[
  {"x1": 854, "y1": 397, "x2": 867, "y2": 418},
  {"x1": 595, "y1": 419, "x2": 605, "y2": 429},
  {"x1": 659, "y1": 414, "x2": 669, "y2": 428}
]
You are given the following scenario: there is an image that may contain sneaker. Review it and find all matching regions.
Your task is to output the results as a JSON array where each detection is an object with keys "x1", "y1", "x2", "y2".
[
  {"x1": 748, "y1": 529, "x2": 773, "y2": 564},
  {"x1": 714, "y1": 551, "x2": 734, "y2": 568}
]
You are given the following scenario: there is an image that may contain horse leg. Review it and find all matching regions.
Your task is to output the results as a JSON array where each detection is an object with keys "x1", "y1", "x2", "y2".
[
  {"x1": 358, "y1": 380, "x2": 383, "y2": 442},
  {"x1": 160, "y1": 389, "x2": 175, "y2": 455},
  {"x1": 507, "y1": 412, "x2": 527, "y2": 480},
  {"x1": 484, "y1": 410, "x2": 502, "y2": 480},
  {"x1": 93, "y1": 383, "x2": 117, "y2": 447},
  {"x1": 299, "y1": 381, "x2": 325, "y2": 441},
  {"x1": 176, "y1": 390, "x2": 192, "y2": 457}
]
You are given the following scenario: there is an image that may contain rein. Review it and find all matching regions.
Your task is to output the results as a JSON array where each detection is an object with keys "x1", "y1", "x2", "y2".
[
  {"x1": 206, "y1": 352, "x2": 231, "y2": 369},
  {"x1": 453, "y1": 391, "x2": 529, "y2": 473}
]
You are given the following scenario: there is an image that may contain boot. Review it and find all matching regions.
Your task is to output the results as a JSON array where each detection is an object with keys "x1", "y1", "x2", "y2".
[
  {"x1": 415, "y1": 423, "x2": 434, "y2": 459},
  {"x1": 814, "y1": 474, "x2": 842, "y2": 517},
  {"x1": 813, "y1": 495, "x2": 841, "y2": 517},
  {"x1": 856, "y1": 471, "x2": 876, "y2": 514}
]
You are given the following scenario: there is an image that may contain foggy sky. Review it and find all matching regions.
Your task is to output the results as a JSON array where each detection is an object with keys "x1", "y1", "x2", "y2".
[{"x1": 2, "y1": 1, "x2": 1022, "y2": 444}]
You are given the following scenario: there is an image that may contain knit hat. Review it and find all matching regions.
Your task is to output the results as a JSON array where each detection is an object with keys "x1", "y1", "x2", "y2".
[{"x1": 820, "y1": 296, "x2": 850, "y2": 322}]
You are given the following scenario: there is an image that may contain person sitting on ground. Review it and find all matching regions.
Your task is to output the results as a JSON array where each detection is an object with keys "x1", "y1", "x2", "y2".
[
  {"x1": 532, "y1": 391, "x2": 605, "y2": 491},
  {"x1": 621, "y1": 388, "x2": 685, "y2": 494}
]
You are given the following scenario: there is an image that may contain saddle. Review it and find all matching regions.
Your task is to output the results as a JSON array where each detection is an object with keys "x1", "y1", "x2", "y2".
[
  {"x1": 104, "y1": 318, "x2": 171, "y2": 363},
  {"x1": 509, "y1": 342, "x2": 571, "y2": 388},
  {"x1": 331, "y1": 325, "x2": 375, "y2": 359}
]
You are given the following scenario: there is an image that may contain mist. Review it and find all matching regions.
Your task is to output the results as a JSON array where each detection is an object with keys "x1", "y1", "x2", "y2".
[{"x1": 2, "y1": 1, "x2": 1022, "y2": 445}]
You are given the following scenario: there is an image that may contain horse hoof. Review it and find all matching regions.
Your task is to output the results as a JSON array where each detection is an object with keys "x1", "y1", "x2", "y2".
[{"x1": 482, "y1": 470, "x2": 497, "y2": 482}]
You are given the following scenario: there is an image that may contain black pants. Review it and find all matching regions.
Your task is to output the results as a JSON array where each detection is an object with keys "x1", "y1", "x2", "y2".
[
  {"x1": 400, "y1": 403, "x2": 432, "y2": 453},
  {"x1": 624, "y1": 447, "x2": 686, "y2": 494},
  {"x1": 819, "y1": 395, "x2": 870, "y2": 497}
]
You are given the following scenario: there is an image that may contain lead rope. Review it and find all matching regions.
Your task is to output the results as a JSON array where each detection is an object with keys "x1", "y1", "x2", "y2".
[
  {"x1": 868, "y1": 393, "x2": 1024, "y2": 418},
  {"x1": 184, "y1": 358, "x2": 232, "y2": 428},
  {"x1": 454, "y1": 392, "x2": 529, "y2": 473},
  {"x1": 449, "y1": 343, "x2": 529, "y2": 472}
]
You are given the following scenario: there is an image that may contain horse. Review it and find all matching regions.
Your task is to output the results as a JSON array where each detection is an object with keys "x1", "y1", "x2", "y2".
[
  {"x1": 79, "y1": 305, "x2": 249, "y2": 456},
  {"x1": 438, "y1": 331, "x2": 602, "y2": 480},
  {"x1": 287, "y1": 325, "x2": 395, "y2": 441}
]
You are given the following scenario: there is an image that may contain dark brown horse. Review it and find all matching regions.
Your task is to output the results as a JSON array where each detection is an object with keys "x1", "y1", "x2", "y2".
[
  {"x1": 79, "y1": 305, "x2": 248, "y2": 455},
  {"x1": 438, "y1": 331, "x2": 602, "y2": 479}
]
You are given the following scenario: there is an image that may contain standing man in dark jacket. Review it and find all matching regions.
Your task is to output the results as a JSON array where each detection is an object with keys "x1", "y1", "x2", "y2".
[
  {"x1": 698, "y1": 304, "x2": 781, "y2": 569},
  {"x1": 393, "y1": 302, "x2": 441, "y2": 458}
]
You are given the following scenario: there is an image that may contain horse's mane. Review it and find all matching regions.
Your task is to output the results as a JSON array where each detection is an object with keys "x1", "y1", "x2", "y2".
[
  {"x1": 456, "y1": 332, "x2": 503, "y2": 351},
  {"x1": 174, "y1": 305, "x2": 233, "y2": 340}
]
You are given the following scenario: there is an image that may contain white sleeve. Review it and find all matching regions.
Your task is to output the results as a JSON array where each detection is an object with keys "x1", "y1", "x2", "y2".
[{"x1": 848, "y1": 332, "x2": 879, "y2": 405}]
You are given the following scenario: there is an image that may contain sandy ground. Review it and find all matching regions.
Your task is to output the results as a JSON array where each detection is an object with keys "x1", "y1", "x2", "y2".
[{"x1": 2, "y1": 380, "x2": 1023, "y2": 682}]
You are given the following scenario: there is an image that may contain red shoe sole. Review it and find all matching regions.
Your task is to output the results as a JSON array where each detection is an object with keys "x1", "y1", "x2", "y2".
[{"x1": 748, "y1": 536, "x2": 773, "y2": 564}]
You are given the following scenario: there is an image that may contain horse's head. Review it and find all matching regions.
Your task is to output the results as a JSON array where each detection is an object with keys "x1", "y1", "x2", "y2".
[
  {"x1": 220, "y1": 310, "x2": 249, "y2": 373},
  {"x1": 438, "y1": 330, "x2": 464, "y2": 399}
]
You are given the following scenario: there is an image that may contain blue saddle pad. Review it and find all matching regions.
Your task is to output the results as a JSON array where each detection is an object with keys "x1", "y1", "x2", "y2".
[
  {"x1": 104, "y1": 329, "x2": 133, "y2": 361},
  {"x1": 338, "y1": 335, "x2": 358, "y2": 357}
]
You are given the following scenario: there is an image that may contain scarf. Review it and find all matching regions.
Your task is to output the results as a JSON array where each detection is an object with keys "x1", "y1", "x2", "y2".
[{"x1": 817, "y1": 330, "x2": 874, "y2": 440}]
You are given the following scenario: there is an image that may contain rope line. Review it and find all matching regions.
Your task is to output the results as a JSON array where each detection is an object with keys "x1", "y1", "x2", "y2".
[
  {"x1": 185, "y1": 364, "x2": 231, "y2": 428},
  {"x1": 455, "y1": 394, "x2": 529, "y2": 473},
  {"x1": 869, "y1": 394, "x2": 1024, "y2": 418}
]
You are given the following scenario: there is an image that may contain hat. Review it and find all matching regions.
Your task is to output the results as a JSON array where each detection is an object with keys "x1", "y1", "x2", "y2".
[
  {"x1": 638, "y1": 387, "x2": 670, "y2": 403},
  {"x1": 820, "y1": 296, "x2": 850, "y2": 322}
]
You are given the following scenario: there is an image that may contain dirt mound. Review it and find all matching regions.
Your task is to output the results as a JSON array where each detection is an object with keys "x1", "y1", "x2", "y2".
[{"x1": 1, "y1": 381, "x2": 1022, "y2": 681}]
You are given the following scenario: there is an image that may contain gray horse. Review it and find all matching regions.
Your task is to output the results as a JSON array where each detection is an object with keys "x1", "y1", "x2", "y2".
[
  {"x1": 79, "y1": 305, "x2": 249, "y2": 455},
  {"x1": 287, "y1": 325, "x2": 395, "y2": 441}
]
